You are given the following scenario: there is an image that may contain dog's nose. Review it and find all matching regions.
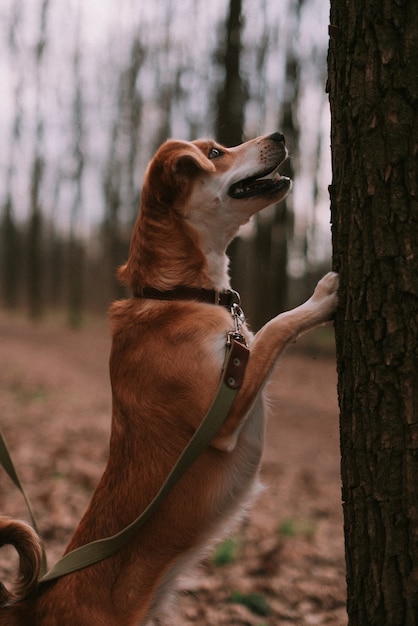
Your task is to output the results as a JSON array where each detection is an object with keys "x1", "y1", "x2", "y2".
[{"x1": 268, "y1": 132, "x2": 285, "y2": 144}]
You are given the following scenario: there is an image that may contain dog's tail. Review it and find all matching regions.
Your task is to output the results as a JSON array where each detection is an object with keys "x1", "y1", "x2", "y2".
[{"x1": 0, "y1": 516, "x2": 42, "y2": 605}]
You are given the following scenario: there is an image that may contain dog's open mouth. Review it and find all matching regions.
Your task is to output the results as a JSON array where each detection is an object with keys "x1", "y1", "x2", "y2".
[{"x1": 228, "y1": 164, "x2": 291, "y2": 200}]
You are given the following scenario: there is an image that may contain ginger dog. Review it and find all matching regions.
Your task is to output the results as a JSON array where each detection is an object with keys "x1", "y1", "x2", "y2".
[{"x1": 0, "y1": 132, "x2": 338, "y2": 625}]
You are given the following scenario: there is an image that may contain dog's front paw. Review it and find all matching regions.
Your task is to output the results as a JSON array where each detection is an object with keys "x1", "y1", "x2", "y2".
[{"x1": 310, "y1": 271, "x2": 339, "y2": 318}]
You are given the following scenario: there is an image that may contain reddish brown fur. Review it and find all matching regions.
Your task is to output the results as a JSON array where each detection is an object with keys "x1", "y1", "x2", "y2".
[
  {"x1": 119, "y1": 141, "x2": 215, "y2": 291},
  {"x1": 0, "y1": 134, "x2": 338, "y2": 625}
]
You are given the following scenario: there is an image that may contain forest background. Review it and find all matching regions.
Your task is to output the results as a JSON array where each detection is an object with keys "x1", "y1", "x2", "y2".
[
  {"x1": 0, "y1": 4, "x2": 347, "y2": 622},
  {"x1": 0, "y1": 0, "x2": 333, "y2": 328}
]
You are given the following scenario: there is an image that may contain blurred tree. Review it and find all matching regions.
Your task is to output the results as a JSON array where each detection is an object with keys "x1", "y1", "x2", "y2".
[
  {"x1": 27, "y1": 0, "x2": 50, "y2": 319},
  {"x1": 27, "y1": 154, "x2": 45, "y2": 320},
  {"x1": 215, "y1": 0, "x2": 247, "y2": 147},
  {"x1": 1, "y1": 1, "x2": 23, "y2": 309},
  {"x1": 67, "y1": 27, "x2": 85, "y2": 328},
  {"x1": 47, "y1": 175, "x2": 66, "y2": 309},
  {"x1": 102, "y1": 37, "x2": 144, "y2": 302},
  {"x1": 328, "y1": 1, "x2": 418, "y2": 623},
  {"x1": 152, "y1": 1, "x2": 176, "y2": 149},
  {"x1": 1, "y1": 197, "x2": 21, "y2": 309}
]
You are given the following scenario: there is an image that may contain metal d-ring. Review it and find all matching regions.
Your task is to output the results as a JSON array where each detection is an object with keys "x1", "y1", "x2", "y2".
[
  {"x1": 231, "y1": 303, "x2": 245, "y2": 332},
  {"x1": 227, "y1": 302, "x2": 247, "y2": 347},
  {"x1": 229, "y1": 288, "x2": 241, "y2": 307}
]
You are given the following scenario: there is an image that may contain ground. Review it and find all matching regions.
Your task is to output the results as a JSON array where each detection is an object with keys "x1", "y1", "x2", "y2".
[{"x1": 0, "y1": 312, "x2": 347, "y2": 625}]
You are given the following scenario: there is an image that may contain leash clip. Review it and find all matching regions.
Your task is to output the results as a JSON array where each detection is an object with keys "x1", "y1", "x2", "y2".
[
  {"x1": 232, "y1": 302, "x2": 245, "y2": 333},
  {"x1": 227, "y1": 302, "x2": 248, "y2": 347}
]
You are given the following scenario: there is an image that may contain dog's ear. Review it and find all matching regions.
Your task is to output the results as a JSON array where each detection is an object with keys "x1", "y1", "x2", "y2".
[
  {"x1": 141, "y1": 141, "x2": 216, "y2": 210},
  {"x1": 170, "y1": 146, "x2": 216, "y2": 176}
]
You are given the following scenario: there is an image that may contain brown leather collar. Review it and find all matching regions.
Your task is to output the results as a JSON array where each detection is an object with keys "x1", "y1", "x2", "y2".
[{"x1": 134, "y1": 286, "x2": 240, "y2": 310}]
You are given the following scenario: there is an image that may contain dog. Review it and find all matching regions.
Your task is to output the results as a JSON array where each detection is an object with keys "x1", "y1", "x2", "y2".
[{"x1": 0, "y1": 132, "x2": 338, "y2": 624}]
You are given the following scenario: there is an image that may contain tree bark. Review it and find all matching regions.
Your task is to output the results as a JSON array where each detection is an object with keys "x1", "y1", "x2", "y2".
[{"x1": 328, "y1": 2, "x2": 418, "y2": 624}]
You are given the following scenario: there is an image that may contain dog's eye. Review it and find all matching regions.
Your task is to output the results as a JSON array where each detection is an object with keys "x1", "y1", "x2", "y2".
[{"x1": 208, "y1": 147, "x2": 223, "y2": 160}]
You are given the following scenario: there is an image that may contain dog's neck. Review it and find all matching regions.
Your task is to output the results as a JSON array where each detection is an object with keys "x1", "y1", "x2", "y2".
[
  {"x1": 120, "y1": 203, "x2": 234, "y2": 294},
  {"x1": 185, "y1": 218, "x2": 237, "y2": 292},
  {"x1": 203, "y1": 249, "x2": 231, "y2": 291}
]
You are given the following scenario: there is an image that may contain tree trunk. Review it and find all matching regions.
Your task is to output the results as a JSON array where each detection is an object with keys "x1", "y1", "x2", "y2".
[
  {"x1": 27, "y1": 0, "x2": 49, "y2": 320},
  {"x1": 328, "y1": 2, "x2": 418, "y2": 624},
  {"x1": 68, "y1": 37, "x2": 85, "y2": 328},
  {"x1": 27, "y1": 155, "x2": 44, "y2": 320},
  {"x1": 215, "y1": 0, "x2": 246, "y2": 148},
  {"x1": 1, "y1": 197, "x2": 20, "y2": 309}
]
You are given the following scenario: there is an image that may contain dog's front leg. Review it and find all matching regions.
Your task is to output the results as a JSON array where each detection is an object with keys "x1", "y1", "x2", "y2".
[{"x1": 212, "y1": 272, "x2": 339, "y2": 451}]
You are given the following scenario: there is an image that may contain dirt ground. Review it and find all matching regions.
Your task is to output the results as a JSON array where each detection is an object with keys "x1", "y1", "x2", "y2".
[{"x1": 0, "y1": 312, "x2": 347, "y2": 625}]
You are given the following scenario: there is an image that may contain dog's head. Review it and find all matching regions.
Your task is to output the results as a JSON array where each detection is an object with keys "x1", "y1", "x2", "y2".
[
  {"x1": 119, "y1": 133, "x2": 291, "y2": 291},
  {"x1": 193, "y1": 132, "x2": 290, "y2": 203},
  {"x1": 141, "y1": 132, "x2": 290, "y2": 217}
]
